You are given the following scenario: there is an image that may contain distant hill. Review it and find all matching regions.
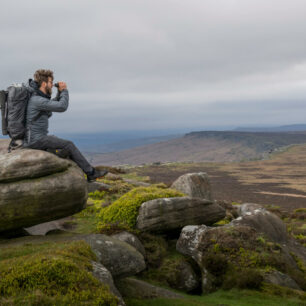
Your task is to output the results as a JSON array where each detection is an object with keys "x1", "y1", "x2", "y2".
[
  {"x1": 52, "y1": 131, "x2": 184, "y2": 153},
  {"x1": 233, "y1": 124, "x2": 306, "y2": 132},
  {"x1": 86, "y1": 131, "x2": 306, "y2": 166}
]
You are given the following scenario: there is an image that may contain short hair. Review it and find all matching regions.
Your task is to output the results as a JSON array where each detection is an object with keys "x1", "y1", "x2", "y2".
[{"x1": 34, "y1": 69, "x2": 54, "y2": 87}]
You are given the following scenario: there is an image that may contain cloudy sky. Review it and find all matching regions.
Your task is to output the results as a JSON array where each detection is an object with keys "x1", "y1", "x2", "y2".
[{"x1": 1, "y1": 0, "x2": 306, "y2": 134}]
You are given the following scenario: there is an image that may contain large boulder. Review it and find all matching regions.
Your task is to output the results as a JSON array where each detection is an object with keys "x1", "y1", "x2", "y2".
[
  {"x1": 171, "y1": 172, "x2": 212, "y2": 200},
  {"x1": 232, "y1": 203, "x2": 288, "y2": 243},
  {"x1": 136, "y1": 197, "x2": 225, "y2": 232},
  {"x1": 177, "y1": 219, "x2": 306, "y2": 292},
  {"x1": 83, "y1": 234, "x2": 146, "y2": 278},
  {"x1": 0, "y1": 149, "x2": 88, "y2": 232}
]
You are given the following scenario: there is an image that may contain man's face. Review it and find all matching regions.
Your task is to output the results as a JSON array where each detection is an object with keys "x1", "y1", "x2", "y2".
[{"x1": 45, "y1": 77, "x2": 53, "y2": 96}]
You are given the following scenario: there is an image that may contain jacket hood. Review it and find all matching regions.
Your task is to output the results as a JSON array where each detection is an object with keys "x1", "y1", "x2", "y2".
[{"x1": 27, "y1": 79, "x2": 38, "y2": 93}]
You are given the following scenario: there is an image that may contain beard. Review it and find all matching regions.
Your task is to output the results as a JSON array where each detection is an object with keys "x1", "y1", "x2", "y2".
[{"x1": 46, "y1": 86, "x2": 52, "y2": 96}]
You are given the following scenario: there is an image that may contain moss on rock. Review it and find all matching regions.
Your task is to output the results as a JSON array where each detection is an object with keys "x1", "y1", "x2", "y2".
[
  {"x1": 0, "y1": 241, "x2": 118, "y2": 305},
  {"x1": 97, "y1": 185, "x2": 185, "y2": 230},
  {"x1": 196, "y1": 225, "x2": 306, "y2": 291}
]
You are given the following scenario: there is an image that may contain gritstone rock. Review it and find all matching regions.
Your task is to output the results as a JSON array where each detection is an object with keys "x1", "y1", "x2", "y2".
[
  {"x1": 136, "y1": 197, "x2": 225, "y2": 232},
  {"x1": 83, "y1": 234, "x2": 146, "y2": 278},
  {"x1": 232, "y1": 203, "x2": 288, "y2": 243},
  {"x1": 176, "y1": 206, "x2": 305, "y2": 293},
  {"x1": 0, "y1": 149, "x2": 88, "y2": 232},
  {"x1": 111, "y1": 231, "x2": 146, "y2": 257},
  {"x1": 171, "y1": 172, "x2": 212, "y2": 200}
]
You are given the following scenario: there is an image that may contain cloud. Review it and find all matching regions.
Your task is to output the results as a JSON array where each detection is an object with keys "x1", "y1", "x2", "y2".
[{"x1": 1, "y1": 0, "x2": 306, "y2": 133}]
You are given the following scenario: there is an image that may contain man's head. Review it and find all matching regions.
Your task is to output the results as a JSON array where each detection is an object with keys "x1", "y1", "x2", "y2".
[{"x1": 34, "y1": 69, "x2": 54, "y2": 96}]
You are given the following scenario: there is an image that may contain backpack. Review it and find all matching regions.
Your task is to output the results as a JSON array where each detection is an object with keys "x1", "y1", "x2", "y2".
[{"x1": 0, "y1": 83, "x2": 41, "y2": 153}]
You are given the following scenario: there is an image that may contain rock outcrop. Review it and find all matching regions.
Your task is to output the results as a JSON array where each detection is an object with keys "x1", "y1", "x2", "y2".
[
  {"x1": 136, "y1": 197, "x2": 225, "y2": 232},
  {"x1": 176, "y1": 203, "x2": 306, "y2": 292},
  {"x1": 0, "y1": 149, "x2": 88, "y2": 232},
  {"x1": 171, "y1": 172, "x2": 212, "y2": 200}
]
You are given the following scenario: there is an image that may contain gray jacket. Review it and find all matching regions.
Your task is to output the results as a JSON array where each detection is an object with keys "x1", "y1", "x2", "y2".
[{"x1": 24, "y1": 80, "x2": 69, "y2": 145}]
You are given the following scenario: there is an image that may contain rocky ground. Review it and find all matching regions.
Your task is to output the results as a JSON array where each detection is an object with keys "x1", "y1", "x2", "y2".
[
  {"x1": 0, "y1": 146, "x2": 305, "y2": 305},
  {"x1": 132, "y1": 154, "x2": 306, "y2": 212}
]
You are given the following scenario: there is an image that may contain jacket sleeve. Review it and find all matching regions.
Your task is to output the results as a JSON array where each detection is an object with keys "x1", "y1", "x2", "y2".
[
  {"x1": 51, "y1": 90, "x2": 61, "y2": 102},
  {"x1": 34, "y1": 90, "x2": 69, "y2": 112}
]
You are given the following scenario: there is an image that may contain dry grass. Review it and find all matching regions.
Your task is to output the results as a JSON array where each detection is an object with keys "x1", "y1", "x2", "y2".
[{"x1": 218, "y1": 145, "x2": 306, "y2": 193}]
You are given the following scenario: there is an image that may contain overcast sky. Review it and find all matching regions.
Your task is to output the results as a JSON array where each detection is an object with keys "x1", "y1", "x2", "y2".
[{"x1": 1, "y1": 0, "x2": 306, "y2": 134}]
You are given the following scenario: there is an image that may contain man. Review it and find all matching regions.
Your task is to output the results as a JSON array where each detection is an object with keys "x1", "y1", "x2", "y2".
[{"x1": 24, "y1": 69, "x2": 107, "y2": 182}]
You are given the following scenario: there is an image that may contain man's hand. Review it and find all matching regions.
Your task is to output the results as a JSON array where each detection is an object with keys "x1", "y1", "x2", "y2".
[{"x1": 58, "y1": 81, "x2": 67, "y2": 92}]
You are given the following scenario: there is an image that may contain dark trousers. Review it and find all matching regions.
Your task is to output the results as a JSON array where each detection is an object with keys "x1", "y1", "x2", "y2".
[{"x1": 27, "y1": 135, "x2": 93, "y2": 174}]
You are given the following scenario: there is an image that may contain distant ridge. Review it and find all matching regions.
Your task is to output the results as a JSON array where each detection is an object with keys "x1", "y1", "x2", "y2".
[
  {"x1": 233, "y1": 124, "x2": 306, "y2": 132},
  {"x1": 87, "y1": 130, "x2": 306, "y2": 166}
]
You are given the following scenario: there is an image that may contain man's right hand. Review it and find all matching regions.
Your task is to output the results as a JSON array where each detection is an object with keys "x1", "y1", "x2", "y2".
[{"x1": 58, "y1": 82, "x2": 67, "y2": 92}]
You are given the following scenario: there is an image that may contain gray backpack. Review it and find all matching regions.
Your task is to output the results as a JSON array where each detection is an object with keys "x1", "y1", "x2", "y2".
[{"x1": 0, "y1": 83, "x2": 41, "y2": 152}]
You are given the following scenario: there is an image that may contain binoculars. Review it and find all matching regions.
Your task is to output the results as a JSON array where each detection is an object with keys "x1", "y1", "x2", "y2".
[{"x1": 54, "y1": 83, "x2": 59, "y2": 88}]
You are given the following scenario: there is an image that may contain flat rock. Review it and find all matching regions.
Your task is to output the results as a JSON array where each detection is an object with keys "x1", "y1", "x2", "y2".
[
  {"x1": 24, "y1": 216, "x2": 73, "y2": 236},
  {"x1": 171, "y1": 172, "x2": 212, "y2": 200},
  {"x1": 0, "y1": 149, "x2": 88, "y2": 232},
  {"x1": 123, "y1": 178, "x2": 151, "y2": 186},
  {"x1": 136, "y1": 197, "x2": 225, "y2": 232},
  {"x1": 87, "y1": 181, "x2": 111, "y2": 193}
]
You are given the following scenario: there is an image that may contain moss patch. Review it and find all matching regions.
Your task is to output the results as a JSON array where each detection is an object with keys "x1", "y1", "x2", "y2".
[
  {"x1": 97, "y1": 186, "x2": 185, "y2": 230},
  {"x1": 0, "y1": 240, "x2": 118, "y2": 305}
]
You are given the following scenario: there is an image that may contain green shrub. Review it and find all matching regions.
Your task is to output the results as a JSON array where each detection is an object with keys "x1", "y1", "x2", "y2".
[
  {"x1": 88, "y1": 190, "x2": 107, "y2": 200},
  {"x1": 97, "y1": 186, "x2": 185, "y2": 230}
]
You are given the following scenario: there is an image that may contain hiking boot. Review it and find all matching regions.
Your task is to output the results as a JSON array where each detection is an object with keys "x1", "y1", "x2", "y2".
[{"x1": 87, "y1": 168, "x2": 108, "y2": 182}]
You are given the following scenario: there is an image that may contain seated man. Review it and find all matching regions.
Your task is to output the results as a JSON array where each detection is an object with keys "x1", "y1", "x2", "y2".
[{"x1": 24, "y1": 69, "x2": 107, "y2": 182}]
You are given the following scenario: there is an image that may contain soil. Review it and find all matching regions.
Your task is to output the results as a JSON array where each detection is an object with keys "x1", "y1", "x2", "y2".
[{"x1": 134, "y1": 164, "x2": 306, "y2": 213}]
